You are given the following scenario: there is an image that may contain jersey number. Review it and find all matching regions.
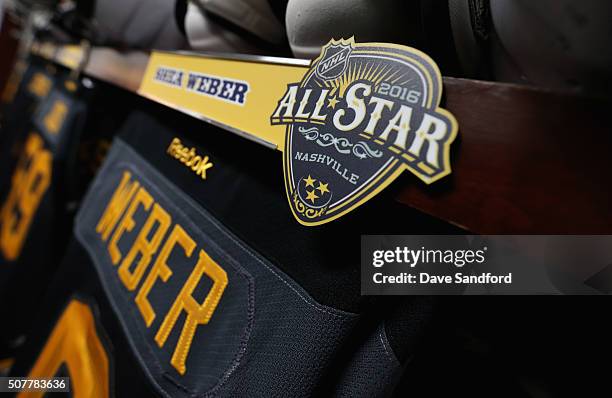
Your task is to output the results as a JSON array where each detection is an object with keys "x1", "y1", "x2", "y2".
[
  {"x1": 0, "y1": 133, "x2": 52, "y2": 260},
  {"x1": 18, "y1": 300, "x2": 110, "y2": 398}
]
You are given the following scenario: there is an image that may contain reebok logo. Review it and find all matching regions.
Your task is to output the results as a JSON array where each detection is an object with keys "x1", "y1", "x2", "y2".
[{"x1": 167, "y1": 138, "x2": 213, "y2": 180}]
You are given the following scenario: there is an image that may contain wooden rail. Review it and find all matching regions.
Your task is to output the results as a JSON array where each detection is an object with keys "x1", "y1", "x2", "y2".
[{"x1": 33, "y1": 43, "x2": 612, "y2": 233}]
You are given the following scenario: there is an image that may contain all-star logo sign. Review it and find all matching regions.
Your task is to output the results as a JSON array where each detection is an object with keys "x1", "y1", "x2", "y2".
[{"x1": 271, "y1": 38, "x2": 458, "y2": 226}]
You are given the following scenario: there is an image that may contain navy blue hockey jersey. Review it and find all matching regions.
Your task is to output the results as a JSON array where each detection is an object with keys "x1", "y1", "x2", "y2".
[{"x1": 9, "y1": 106, "x2": 459, "y2": 396}]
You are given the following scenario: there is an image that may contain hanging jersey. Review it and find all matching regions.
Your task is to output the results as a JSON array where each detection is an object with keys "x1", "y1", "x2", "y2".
[
  {"x1": 9, "y1": 107, "x2": 461, "y2": 396},
  {"x1": 0, "y1": 65, "x2": 135, "y2": 361},
  {"x1": 0, "y1": 57, "x2": 61, "y2": 205}
]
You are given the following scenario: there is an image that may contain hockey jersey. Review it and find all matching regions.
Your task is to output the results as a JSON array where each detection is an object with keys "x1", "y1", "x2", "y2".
[
  {"x1": 0, "y1": 59, "x2": 135, "y2": 361},
  {"x1": 0, "y1": 57, "x2": 61, "y2": 204},
  {"x1": 9, "y1": 105, "x2": 461, "y2": 397}
]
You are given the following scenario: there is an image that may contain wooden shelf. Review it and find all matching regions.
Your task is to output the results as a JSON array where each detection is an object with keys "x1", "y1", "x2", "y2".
[
  {"x1": 31, "y1": 42, "x2": 612, "y2": 233},
  {"x1": 397, "y1": 78, "x2": 612, "y2": 233},
  {"x1": 32, "y1": 43, "x2": 149, "y2": 92}
]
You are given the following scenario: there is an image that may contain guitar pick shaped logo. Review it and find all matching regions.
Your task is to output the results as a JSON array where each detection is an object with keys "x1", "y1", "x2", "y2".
[{"x1": 271, "y1": 38, "x2": 458, "y2": 226}]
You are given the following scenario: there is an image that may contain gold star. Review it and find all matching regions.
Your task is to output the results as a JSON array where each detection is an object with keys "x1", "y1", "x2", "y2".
[
  {"x1": 304, "y1": 175, "x2": 316, "y2": 187},
  {"x1": 306, "y1": 190, "x2": 319, "y2": 203},
  {"x1": 317, "y1": 182, "x2": 329, "y2": 195},
  {"x1": 327, "y1": 96, "x2": 340, "y2": 109}
]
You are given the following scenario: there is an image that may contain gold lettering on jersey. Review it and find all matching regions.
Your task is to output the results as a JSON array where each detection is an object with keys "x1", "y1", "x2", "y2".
[
  {"x1": 167, "y1": 138, "x2": 213, "y2": 180},
  {"x1": 155, "y1": 248, "x2": 227, "y2": 374},
  {"x1": 42, "y1": 100, "x2": 69, "y2": 135},
  {"x1": 95, "y1": 171, "x2": 228, "y2": 375},
  {"x1": 136, "y1": 225, "x2": 192, "y2": 327},
  {"x1": 0, "y1": 134, "x2": 52, "y2": 260},
  {"x1": 19, "y1": 300, "x2": 110, "y2": 398},
  {"x1": 27, "y1": 72, "x2": 52, "y2": 98}
]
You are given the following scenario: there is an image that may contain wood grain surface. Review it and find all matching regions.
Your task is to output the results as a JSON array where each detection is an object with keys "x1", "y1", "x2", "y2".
[
  {"x1": 396, "y1": 77, "x2": 612, "y2": 233},
  {"x1": 36, "y1": 44, "x2": 612, "y2": 233}
]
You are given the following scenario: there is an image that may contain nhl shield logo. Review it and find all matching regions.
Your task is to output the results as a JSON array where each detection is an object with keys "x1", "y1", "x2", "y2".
[
  {"x1": 315, "y1": 38, "x2": 353, "y2": 80},
  {"x1": 271, "y1": 38, "x2": 459, "y2": 226}
]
